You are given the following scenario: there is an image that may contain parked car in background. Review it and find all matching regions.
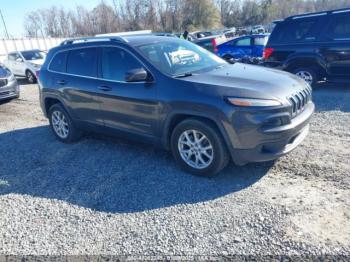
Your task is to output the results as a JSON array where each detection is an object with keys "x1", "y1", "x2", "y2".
[
  {"x1": 224, "y1": 28, "x2": 237, "y2": 38},
  {"x1": 251, "y1": 25, "x2": 266, "y2": 34},
  {"x1": 193, "y1": 35, "x2": 227, "y2": 53},
  {"x1": 175, "y1": 33, "x2": 197, "y2": 42},
  {"x1": 216, "y1": 34, "x2": 269, "y2": 62},
  {"x1": 3, "y1": 49, "x2": 46, "y2": 83},
  {"x1": 0, "y1": 64, "x2": 19, "y2": 102},
  {"x1": 237, "y1": 27, "x2": 248, "y2": 36},
  {"x1": 153, "y1": 32, "x2": 177, "y2": 37},
  {"x1": 192, "y1": 31, "x2": 213, "y2": 39},
  {"x1": 39, "y1": 36, "x2": 313, "y2": 176},
  {"x1": 264, "y1": 8, "x2": 350, "y2": 86}
]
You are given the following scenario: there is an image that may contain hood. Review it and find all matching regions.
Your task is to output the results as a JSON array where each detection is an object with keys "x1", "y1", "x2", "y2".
[
  {"x1": 0, "y1": 65, "x2": 10, "y2": 78},
  {"x1": 28, "y1": 59, "x2": 45, "y2": 66},
  {"x1": 184, "y1": 63, "x2": 309, "y2": 102}
]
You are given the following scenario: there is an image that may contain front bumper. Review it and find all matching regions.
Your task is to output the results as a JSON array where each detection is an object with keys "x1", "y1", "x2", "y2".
[
  {"x1": 228, "y1": 102, "x2": 314, "y2": 165},
  {"x1": 0, "y1": 80, "x2": 20, "y2": 100}
]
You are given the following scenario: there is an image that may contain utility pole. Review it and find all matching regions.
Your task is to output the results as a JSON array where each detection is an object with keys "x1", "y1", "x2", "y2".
[{"x1": 0, "y1": 9, "x2": 9, "y2": 39}]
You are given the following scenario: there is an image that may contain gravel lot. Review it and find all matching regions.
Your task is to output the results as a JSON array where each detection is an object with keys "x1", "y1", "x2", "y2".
[{"x1": 0, "y1": 80, "x2": 349, "y2": 257}]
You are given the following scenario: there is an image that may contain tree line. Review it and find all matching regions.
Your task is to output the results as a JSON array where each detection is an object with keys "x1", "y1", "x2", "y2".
[{"x1": 23, "y1": 0, "x2": 350, "y2": 38}]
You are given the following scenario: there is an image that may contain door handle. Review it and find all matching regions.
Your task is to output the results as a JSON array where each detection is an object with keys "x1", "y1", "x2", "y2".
[
  {"x1": 98, "y1": 85, "x2": 112, "y2": 91},
  {"x1": 57, "y1": 80, "x2": 66, "y2": 85}
]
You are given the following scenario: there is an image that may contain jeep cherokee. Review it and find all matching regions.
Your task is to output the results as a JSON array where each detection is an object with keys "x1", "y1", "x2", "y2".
[{"x1": 38, "y1": 36, "x2": 314, "y2": 176}]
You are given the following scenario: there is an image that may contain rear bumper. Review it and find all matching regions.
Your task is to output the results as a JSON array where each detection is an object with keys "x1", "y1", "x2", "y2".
[
  {"x1": 0, "y1": 80, "x2": 20, "y2": 100},
  {"x1": 229, "y1": 102, "x2": 314, "y2": 165}
]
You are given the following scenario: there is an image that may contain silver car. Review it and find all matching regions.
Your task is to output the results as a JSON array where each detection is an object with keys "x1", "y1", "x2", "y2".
[
  {"x1": 0, "y1": 65, "x2": 20, "y2": 102},
  {"x1": 3, "y1": 50, "x2": 45, "y2": 84}
]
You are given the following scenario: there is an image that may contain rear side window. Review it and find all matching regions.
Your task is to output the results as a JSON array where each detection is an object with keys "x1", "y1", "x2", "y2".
[
  {"x1": 67, "y1": 48, "x2": 97, "y2": 77},
  {"x1": 269, "y1": 17, "x2": 321, "y2": 44},
  {"x1": 327, "y1": 14, "x2": 350, "y2": 40},
  {"x1": 101, "y1": 47, "x2": 143, "y2": 82},
  {"x1": 49, "y1": 51, "x2": 68, "y2": 72}
]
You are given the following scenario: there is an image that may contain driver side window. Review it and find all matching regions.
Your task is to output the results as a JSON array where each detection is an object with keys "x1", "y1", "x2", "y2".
[{"x1": 101, "y1": 47, "x2": 144, "y2": 82}]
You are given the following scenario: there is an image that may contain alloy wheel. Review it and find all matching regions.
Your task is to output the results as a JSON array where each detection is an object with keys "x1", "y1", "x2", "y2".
[
  {"x1": 178, "y1": 129, "x2": 214, "y2": 170},
  {"x1": 26, "y1": 71, "x2": 35, "y2": 83},
  {"x1": 295, "y1": 70, "x2": 313, "y2": 85},
  {"x1": 51, "y1": 110, "x2": 69, "y2": 139}
]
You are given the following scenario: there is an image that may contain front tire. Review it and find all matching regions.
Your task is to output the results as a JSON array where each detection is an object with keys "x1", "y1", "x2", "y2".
[
  {"x1": 171, "y1": 119, "x2": 229, "y2": 177},
  {"x1": 293, "y1": 67, "x2": 319, "y2": 87},
  {"x1": 48, "y1": 103, "x2": 82, "y2": 143},
  {"x1": 26, "y1": 70, "x2": 37, "y2": 84}
]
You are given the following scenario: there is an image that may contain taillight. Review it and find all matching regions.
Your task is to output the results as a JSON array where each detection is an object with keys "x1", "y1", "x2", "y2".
[
  {"x1": 212, "y1": 39, "x2": 218, "y2": 53},
  {"x1": 263, "y1": 47, "x2": 274, "y2": 59}
]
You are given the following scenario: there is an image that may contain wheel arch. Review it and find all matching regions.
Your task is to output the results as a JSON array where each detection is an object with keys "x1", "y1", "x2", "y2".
[
  {"x1": 162, "y1": 112, "x2": 233, "y2": 155},
  {"x1": 284, "y1": 55, "x2": 327, "y2": 77},
  {"x1": 43, "y1": 95, "x2": 69, "y2": 117},
  {"x1": 25, "y1": 69, "x2": 36, "y2": 77}
]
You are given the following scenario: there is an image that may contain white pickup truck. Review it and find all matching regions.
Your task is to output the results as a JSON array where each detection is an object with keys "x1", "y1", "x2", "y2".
[{"x1": 3, "y1": 49, "x2": 46, "y2": 83}]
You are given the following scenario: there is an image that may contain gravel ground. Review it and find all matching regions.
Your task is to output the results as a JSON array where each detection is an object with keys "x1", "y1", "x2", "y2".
[{"x1": 0, "y1": 80, "x2": 349, "y2": 257}]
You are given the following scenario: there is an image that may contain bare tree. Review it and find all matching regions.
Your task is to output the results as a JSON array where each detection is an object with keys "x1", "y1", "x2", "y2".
[
  {"x1": 23, "y1": 0, "x2": 350, "y2": 37},
  {"x1": 24, "y1": 11, "x2": 44, "y2": 38}
]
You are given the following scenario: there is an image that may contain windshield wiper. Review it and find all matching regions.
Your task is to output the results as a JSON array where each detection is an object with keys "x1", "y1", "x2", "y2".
[{"x1": 174, "y1": 72, "x2": 194, "y2": 78}]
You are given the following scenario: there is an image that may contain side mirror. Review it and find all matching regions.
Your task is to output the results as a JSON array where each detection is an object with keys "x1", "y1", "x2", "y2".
[
  {"x1": 125, "y1": 68, "x2": 148, "y2": 82},
  {"x1": 16, "y1": 58, "x2": 23, "y2": 62}
]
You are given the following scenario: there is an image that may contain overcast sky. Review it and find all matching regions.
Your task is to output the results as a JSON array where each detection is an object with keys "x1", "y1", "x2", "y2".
[{"x1": 0, "y1": 0, "x2": 103, "y2": 38}]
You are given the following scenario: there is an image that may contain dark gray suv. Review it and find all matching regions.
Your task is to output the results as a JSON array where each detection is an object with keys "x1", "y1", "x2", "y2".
[{"x1": 38, "y1": 36, "x2": 314, "y2": 176}]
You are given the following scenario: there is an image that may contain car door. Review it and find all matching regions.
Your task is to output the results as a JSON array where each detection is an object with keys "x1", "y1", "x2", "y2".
[
  {"x1": 4, "y1": 53, "x2": 16, "y2": 73},
  {"x1": 16, "y1": 52, "x2": 27, "y2": 76},
  {"x1": 97, "y1": 46, "x2": 158, "y2": 137},
  {"x1": 8, "y1": 52, "x2": 22, "y2": 75},
  {"x1": 229, "y1": 37, "x2": 253, "y2": 58},
  {"x1": 51, "y1": 47, "x2": 104, "y2": 126},
  {"x1": 319, "y1": 13, "x2": 350, "y2": 78}
]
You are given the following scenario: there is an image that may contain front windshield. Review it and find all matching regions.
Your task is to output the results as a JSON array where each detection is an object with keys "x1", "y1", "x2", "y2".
[
  {"x1": 21, "y1": 50, "x2": 46, "y2": 61},
  {"x1": 136, "y1": 39, "x2": 226, "y2": 77}
]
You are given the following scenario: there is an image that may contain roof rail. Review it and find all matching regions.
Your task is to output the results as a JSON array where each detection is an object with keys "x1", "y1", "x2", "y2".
[
  {"x1": 60, "y1": 36, "x2": 127, "y2": 46},
  {"x1": 96, "y1": 30, "x2": 152, "y2": 37},
  {"x1": 285, "y1": 7, "x2": 350, "y2": 21}
]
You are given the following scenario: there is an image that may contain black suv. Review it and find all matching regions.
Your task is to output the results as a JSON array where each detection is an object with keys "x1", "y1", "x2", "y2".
[
  {"x1": 264, "y1": 8, "x2": 350, "y2": 86},
  {"x1": 39, "y1": 36, "x2": 314, "y2": 176}
]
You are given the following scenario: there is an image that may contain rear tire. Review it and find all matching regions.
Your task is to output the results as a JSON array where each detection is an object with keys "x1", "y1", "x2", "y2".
[
  {"x1": 48, "y1": 103, "x2": 82, "y2": 143},
  {"x1": 293, "y1": 67, "x2": 320, "y2": 87},
  {"x1": 171, "y1": 119, "x2": 229, "y2": 177}
]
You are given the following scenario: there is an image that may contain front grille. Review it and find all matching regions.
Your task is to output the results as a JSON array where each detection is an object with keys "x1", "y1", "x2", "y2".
[
  {"x1": 0, "y1": 91, "x2": 11, "y2": 97},
  {"x1": 288, "y1": 87, "x2": 312, "y2": 117},
  {"x1": 0, "y1": 79, "x2": 8, "y2": 88}
]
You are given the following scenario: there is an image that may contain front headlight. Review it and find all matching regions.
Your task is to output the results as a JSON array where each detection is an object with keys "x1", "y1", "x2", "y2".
[
  {"x1": 227, "y1": 97, "x2": 282, "y2": 107},
  {"x1": 30, "y1": 63, "x2": 41, "y2": 69}
]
